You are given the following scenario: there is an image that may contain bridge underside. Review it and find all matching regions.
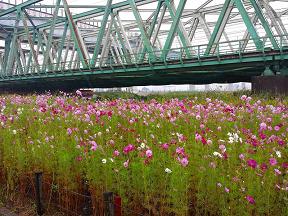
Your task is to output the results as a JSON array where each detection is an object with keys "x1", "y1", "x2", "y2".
[
  {"x1": 1, "y1": 50, "x2": 287, "y2": 92},
  {"x1": 0, "y1": 71, "x2": 258, "y2": 92}
]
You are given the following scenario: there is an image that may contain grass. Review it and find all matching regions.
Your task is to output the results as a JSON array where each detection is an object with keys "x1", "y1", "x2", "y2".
[{"x1": 0, "y1": 91, "x2": 287, "y2": 215}]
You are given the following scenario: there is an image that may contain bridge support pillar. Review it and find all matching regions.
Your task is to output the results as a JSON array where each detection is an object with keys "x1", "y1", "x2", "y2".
[
  {"x1": 279, "y1": 66, "x2": 288, "y2": 76},
  {"x1": 262, "y1": 66, "x2": 275, "y2": 76},
  {"x1": 252, "y1": 76, "x2": 288, "y2": 95}
]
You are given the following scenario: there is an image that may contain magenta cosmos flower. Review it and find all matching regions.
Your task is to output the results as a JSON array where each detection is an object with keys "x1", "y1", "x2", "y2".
[
  {"x1": 260, "y1": 163, "x2": 268, "y2": 172},
  {"x1": 246, "y1": 195, "x2": 255, "y2": 204},
  {"x1": 282, "y1": 162, "x2": 288, "y2": 169},
  {"x1": 269, "y1": 158, "x2": 277, "y2": 166},
  {"x1": 247, "y1": 159, "x2": 257, "y2": 169},
  {"x1": 123, "y1": 144, "x2": 135, "y2": 154}
]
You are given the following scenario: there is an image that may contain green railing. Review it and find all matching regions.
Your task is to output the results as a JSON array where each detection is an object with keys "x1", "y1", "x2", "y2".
[{"x1": 1, "y1": 34, "x2": 288, "y2": 79}]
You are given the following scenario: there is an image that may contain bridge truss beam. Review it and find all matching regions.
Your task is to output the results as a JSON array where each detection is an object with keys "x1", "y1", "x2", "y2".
[{"x1": 0, "y1": 0, "x2": 287, "y2": 88}]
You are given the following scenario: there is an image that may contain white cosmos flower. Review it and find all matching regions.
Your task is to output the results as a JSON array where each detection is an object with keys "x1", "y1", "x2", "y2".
[
  {"x1": 275, "y1": 151, "x2": 281, "y2": 158},
  {"x1": 102, "y1": 159, "x2": 107, "y2": 164},
  {"x1": 165, "y1": 168, "x2": 172, "y2": 173},
  {"x1": 227, "y1": 132, "x2": 241, "y2": 143},
  {"x1": 140, "y1": 143, "x2": 146, "y2": 149},
  {"x1": 213, "y1": 152, "x2": 223, "y2": 158},
  {"x1": 228, "y1": 137, "x2": 234, "y2": 143},
  {"x1": 12, "y1": 130, "x2": 17, "y2": 135}
]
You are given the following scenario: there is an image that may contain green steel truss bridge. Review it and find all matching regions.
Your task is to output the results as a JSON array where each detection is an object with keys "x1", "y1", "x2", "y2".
[{"x1": 0, "y1": 0, "x2": 288, "y2": 91}]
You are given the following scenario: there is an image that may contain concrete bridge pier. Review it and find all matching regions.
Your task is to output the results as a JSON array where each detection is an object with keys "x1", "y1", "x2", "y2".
[
  {"x1": 252, "y1": 75, "x2": 288, "y2": 95},
  {"x1": 279, "y1": 66, "x2": 288, "y2": 76}
]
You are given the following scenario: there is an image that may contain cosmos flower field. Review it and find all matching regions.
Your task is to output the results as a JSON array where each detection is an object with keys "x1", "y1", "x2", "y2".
[{"x1": 0, "y1": 92, "x2": 287, "y2": 215}]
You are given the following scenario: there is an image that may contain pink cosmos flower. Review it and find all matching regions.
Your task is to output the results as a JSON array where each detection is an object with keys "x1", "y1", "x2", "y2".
[
  {"x1": 232, "y1": 177, "x2": 239, "y2": 182},
  {"x1": 274, "y1": 169, "x2": 281, "y2": 175},
  {"x1": 239, "y1": 154, "x2": 245, "y2": 160},
  {"x1": 89, "y1": 141, "x2": 97, "y2": 151},
  {"x1": 274, "y1": 125, "x2": 280, "y2": 131},
  {"x1": 180, "y1": 157, "x2": 189, "y2": 167},
  {"x1": 246, "y1": 195, "x2": 255, "y2": 204},
  {"x1": 247, "y1": 159, "x2": 257, "y2": 169},
  {"x1": 176, "y1": 147, "x2": 185, "y2": 155},
  {"x1": 161, "y1": 143, "x2": 169, "y2": 150},
  {"x1": 209, "y1": 162, "x2": 216, "y2": 168},
  {"x1": 241, "y1": 95, "x2": 247, "y2": 101},
  {"x1": 67, "y1": 128, "x2": 73, "y2": 135},
  {"x1": 91, "y1": 145, "x2": 97, "y2": 151},
  {"x1": 76, "y1": 90, "x2": 82, "y2": 96},
  {"x1": 123, "y1": 160, "x2": 129, "y2": 168},
  {"x1": 225, "y1": 187, "x2": 230, "y2": 193},
  {"x1": 259, "y1": 122, "x2": 267, "y2": 131},
  {"x1": 195, "y1": 133, "x2": 202, "y2": 141},
  {"x1": 113, "y1": 150, "x2": 120, "y2": 157},
  {"x1": 89, "y1": 140, "x2": 97, "y2": 146},
  {"x1": 219, "y1": 145, "x2": 226, "y2": 153},
  {"x1": 145, "y1": 149, "x2": 153, "y2": 158},
  {"x1": 39, "y1": 107, "x2": 46, "y2": 113},
  {"x1": 269, "y1": 158, "x2": 277, "y2": 166}
]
